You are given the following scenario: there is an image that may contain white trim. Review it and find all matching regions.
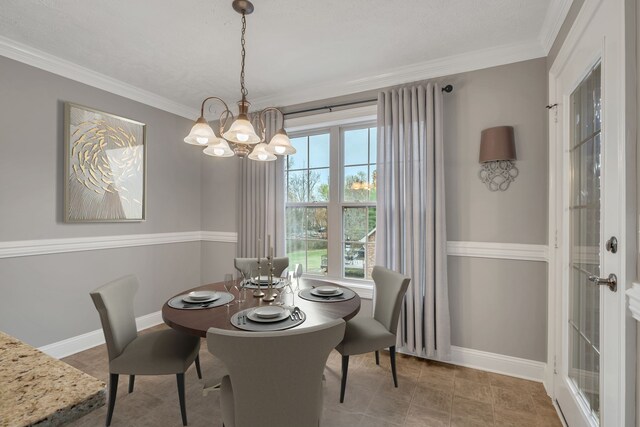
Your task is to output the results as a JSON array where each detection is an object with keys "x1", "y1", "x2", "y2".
[
  {"x1": 253, "y1": 40, "x2": 545, "y2": 109},
  {"x1": 398, "y1": 345, "x2": 546, "y2": 383},
  {"x1": 284, "y1": 105, "x2": 377, "y2": 131},
  {"x1": 539, "y1": 0, "x2": 575, "y2": 54},
  {"x1": 38, "y1": 311, "x2": 164, "y2": 359},
  {"x1": 200, "y1": 231, "x2": 239, "y2": 244},
  {"x1": 446, "y1": 241, "x2": 549, "y2": 262},
  {"x1": 0, "y1": 35, "x2": 198, "y2": 120},
  {"x1": 0, "y1": 231, "x2": 237, "y2": 259}
]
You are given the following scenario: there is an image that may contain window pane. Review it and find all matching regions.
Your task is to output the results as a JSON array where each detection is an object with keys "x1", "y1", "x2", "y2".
[
  {"x1": 309, "y1": 168, "x2": 329, "y2": 202},
  {"x1": 344, "y1": 129, "x2": 369, "y2": 165},
  {"x1": 306, "y1": 207, "x2": 328, "y2": 240},
  {"x1": 288, "y1": 137, "x2": 308, "y2": 169},
  {"x1": 286, "y1": 207, "x2": 305, "y2": 239},
  {"x1": 287, "y1": 170, "x2": 308, "y2": 202},
  {"x1": 369, "y1": 166, "x2": 377, "y2": 202},
  {"x1": 365, "y1": 243, "x2": 375, "y2": 279},
  {"x1": 309, "y1": 133, "x2": 330, "y2": 168},
  {"x1": 344, "y1": 242, "x2": 365, "y2": 278},
  {"x1": 306, "y1": 240, "x2": 328, "y2": 275},
  {"x1": 343, "y1": 207, "x2": 367, "y2": 242},
  {"x1": 344, "y1": 165, "x2": 369, "y2": 202},
  {"x1": 286, "y1": 238, "x2": 306, "y2": 270},
  {"x1": 369, "y1": 127, "x2": 377, "y2": 164},
  {"x1": 367, "y1": 207, "x2": 377, "y2": 236}
]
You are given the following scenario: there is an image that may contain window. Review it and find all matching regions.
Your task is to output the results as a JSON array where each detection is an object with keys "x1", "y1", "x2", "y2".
[{"x1": 285, "y1": 121, "x2": 377, "y2": 280}]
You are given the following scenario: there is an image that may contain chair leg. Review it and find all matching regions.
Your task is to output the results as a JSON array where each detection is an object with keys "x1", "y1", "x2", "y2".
[
  {"x1": 195, "y1": 354, "x2": 202, "y2": 379},
  {"x1": 340, "y1": 355, "x2": 349, "y2": 403},
  {"x1": 390, "y1": 346, "x2": 398, "y2": 387},
  {"x1": 128, "y1": 375, "x2": 135, "y2": 393},
  {"x1": 106, "y1": 373, "x2": 118, "y2": 426},
  {"x1": 375, "y1": 350, "x2": 380, "y2": 365},
  {"x1": 177, "y1": 373, "x2": 187, "y2": 426}
]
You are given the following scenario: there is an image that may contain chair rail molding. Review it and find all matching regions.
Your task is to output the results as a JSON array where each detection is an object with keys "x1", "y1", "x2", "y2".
[
  {"x1": 0, "y1": 231, "x2": 238, "y2": 259},
  {"x1": 446, "y1": 241, "x2": 549, "y2": 262},
  {"x1": 0, "y1": 235, "x2": 546, "y2": 262}
]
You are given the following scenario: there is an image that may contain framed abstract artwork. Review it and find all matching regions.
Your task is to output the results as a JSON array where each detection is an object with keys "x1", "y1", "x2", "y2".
[{"x1": 64, "y1": 103, "x2": 146, "y2": 222}]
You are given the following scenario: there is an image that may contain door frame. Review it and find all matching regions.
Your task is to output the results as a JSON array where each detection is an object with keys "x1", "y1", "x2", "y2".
[{"x1": 547, "y1": 0, "x2": 636, "y2": 426}]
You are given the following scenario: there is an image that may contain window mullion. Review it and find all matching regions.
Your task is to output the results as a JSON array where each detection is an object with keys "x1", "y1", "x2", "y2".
[{"x1": 326, "y1": 125, "x2": 342, "y2": 277}]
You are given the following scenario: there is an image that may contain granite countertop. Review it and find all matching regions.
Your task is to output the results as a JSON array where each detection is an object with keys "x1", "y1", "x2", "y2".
[{"x1": 0, "y1": 331, "x2": 106, "y2": 427}]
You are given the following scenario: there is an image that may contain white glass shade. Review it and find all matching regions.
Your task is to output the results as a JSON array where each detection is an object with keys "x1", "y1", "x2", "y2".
[
  {"x1": 222, "y1": 114, "x2": 261, "y2": 144},
  {"x1": 184, "y1": 117, "x2": 219, "y2": 146},
  {"x1": 203, "y1": 139, "x2": 234, "y2": 157},
  {"x1": 248, "y1": 143, "x2": 277, "y2": 161},
  {"x1": 265, "y1": 129, "x2": 296, "y2": 155}
]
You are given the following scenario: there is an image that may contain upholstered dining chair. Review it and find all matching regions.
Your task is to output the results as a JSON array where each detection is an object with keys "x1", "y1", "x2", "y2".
[
  {"x1": 207, "y1": 318, "x2": 345, "y2": 427},
  {"x1": 90, "y1": 275, "x2": 202, "y2": 426},
  {"x1": 234, "y1": 257, "x2": 289, "y2": 278},
  {"x1": 335, "y1": 266, "x2": 411, "y2": 403}
]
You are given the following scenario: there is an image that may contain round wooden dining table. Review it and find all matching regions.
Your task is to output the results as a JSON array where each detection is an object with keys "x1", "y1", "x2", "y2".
[{"x1": 162, "y1": 277, "x2": 361, "y2": 337}]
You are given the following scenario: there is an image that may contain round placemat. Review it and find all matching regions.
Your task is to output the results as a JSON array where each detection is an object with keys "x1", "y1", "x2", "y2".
[
  {"x1": 298, "y1": 287, "x2": 356, "y2": 303},
  {"x1": 230, "y1": 306, "x2": 306, "y2": 331},
  {"x1": 168, "y1": 292, "x2": 235, "y2": 310}
]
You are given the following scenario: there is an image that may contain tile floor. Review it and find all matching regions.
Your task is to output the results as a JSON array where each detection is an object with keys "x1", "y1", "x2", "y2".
[{"x1": 63, "y1": 325, "x2": 562, "y2": 427}]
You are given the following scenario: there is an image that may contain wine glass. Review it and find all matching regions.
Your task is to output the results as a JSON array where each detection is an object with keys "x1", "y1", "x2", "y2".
[
  {"x1": 223, "y1": 273, "x2": 235, "y2": 306},
  {"x1": 293, "y1": 263, "x2": 303, "y2": 291},
  {"x1": 235, "y1": 272, "x2": 246, "y2": 304}
]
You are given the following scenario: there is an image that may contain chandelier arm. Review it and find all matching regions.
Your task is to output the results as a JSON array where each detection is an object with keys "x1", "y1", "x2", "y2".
[
  {"x1": 218, "y1": 109, "x2": 235, "y2": 135},
  {"x1": 258, "y1": 107, "x2": 286, "y2": 139},
  {"x1": 199, "y1": 96, "x2": 231, "y2": 118}
]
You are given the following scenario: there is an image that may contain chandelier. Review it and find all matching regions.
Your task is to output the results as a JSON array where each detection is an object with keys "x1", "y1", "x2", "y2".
[{"x1": 184, "y1": 0, "x2": 295, "y2": 161}]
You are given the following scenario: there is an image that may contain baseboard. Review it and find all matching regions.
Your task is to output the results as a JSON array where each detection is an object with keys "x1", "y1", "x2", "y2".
[
  {"x1": 398, "y1": 345, "x2": 546, "y2": 383},
  {"x1": 38, "y1": 311, "x2": 164, "y2": 359}
]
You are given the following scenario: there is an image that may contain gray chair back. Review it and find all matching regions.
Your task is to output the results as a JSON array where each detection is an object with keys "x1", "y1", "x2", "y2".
[
  {"x1": 207, "y1": 319, "x2": 345, "y2": 427},
  {"x1": 372, "y1": 266, "x2": 411, "y2": 333},
  {"x1": 234, "y1": 257, "x2": 289, "y2": 278},
  {"x1": 90, "y1": 275, "x2": 139, "y2": 361}
]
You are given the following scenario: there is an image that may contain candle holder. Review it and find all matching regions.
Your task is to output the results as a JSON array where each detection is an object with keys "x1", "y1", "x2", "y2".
[
  {"x1": 252, "y1": 258, "x2": 265, "y2": 298},
  {"x1": 262, "y1": 255, "x2": 276, "y2": 302}
]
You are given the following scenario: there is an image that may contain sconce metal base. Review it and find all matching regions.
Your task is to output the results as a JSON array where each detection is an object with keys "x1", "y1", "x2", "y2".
[{"x1": 479, "y1": 160, "x2": 518, "y2": 191}]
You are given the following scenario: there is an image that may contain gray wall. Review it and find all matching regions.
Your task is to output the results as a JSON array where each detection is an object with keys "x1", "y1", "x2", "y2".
[
  {"x1": 283, "y1": 58, "x2": 549, "y2": 362},
  {"x1": 0, "y1": 54, "x2": 549, "y2": 363},
  {"x1": 0, "y1": 56, "x2": 207, "y2": 347}
]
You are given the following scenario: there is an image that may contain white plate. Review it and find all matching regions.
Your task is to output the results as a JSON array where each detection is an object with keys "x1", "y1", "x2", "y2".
[
  {"x1": 250, "y1": 278, "x2": 281, "y2": 285},
  {"x1": 188, "y1": 291, "x2": 218, "y2": 301},
  {"x1": 311, "y1": 288, "x2": 343, "y2": 297},
  {"x1": 314, "y1": 286, "x2": 341, "y2": 295},
  {"x1": 246, "y1": 308, "x2": 291, "y2": 323},
  {"x1": 182, "y1": 293, "x2": 220, "y2": 304},
  {"x1": 253, "y1": 306, "x2": 286, "y2": 318}
]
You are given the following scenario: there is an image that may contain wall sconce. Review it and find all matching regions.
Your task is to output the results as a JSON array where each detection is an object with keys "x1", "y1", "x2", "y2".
[{"x1": 478, "y1": 126, "x2": 518, "y2": 191}]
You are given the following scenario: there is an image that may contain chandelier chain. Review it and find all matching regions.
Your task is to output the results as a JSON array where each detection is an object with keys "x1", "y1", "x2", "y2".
[{"x1": 240, "y1": 13, "x2": 248, "y2": 99}]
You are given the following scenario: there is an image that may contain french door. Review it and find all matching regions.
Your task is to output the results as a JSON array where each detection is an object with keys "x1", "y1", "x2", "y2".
[{"x1": 548, "y1": 1, "x2": 629, "y2": 426}]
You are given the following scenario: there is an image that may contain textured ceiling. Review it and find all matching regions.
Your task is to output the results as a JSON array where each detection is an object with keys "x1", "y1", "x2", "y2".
[{"x1": 0, "y1": 0, "x2": 553, "y2": 113}]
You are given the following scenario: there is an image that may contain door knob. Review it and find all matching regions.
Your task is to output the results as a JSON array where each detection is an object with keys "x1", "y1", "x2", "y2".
[{"x1": 588, "y1": 273, "x2": 617, "y2": 292}]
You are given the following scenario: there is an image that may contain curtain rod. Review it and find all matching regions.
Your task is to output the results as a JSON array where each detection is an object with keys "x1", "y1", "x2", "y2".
[{"x1": 283, "y1": 84, "x2": 453, "y2": 117}]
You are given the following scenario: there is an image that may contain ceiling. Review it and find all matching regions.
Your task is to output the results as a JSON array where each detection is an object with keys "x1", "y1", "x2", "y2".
[{"x1": 0, "y1": 0, "x2": 569, "y2": 118}]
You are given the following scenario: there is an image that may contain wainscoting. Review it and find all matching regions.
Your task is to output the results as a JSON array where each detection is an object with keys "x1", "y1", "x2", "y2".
[{"x1": 0, "y1": 232, "x2": 549, "y2": 382}]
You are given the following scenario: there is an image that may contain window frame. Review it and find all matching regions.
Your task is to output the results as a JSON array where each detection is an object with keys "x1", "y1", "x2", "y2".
[{"x1": 284, "y1": 106, "x2": 377, "y2": 286}]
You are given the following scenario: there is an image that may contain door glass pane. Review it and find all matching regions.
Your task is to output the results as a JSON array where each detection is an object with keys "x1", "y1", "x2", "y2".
[{"x1": 568, "y1": 63, "x2": 601, "y2": 422}]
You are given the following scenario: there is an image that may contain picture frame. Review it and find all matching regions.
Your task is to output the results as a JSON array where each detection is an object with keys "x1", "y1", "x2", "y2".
[{"x1": 64, "y1": 103, "x2": 147, "y2": 222}]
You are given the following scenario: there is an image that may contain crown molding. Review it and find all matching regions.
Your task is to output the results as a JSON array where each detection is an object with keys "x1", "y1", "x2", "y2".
[
  {"x1": 0, "y1": 35, "x2": 198, "y2": 120},
  {"x1": 252, "y1": 40, "x2": 546, "y2": 109},
  {"x1": 539, "y1": 0, "x2": 574, "y2": 54}
]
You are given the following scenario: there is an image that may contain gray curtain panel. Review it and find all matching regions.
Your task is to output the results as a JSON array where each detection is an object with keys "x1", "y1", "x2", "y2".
[
  {"x1": 237, "y1": 110, "x2": 286, "y2": 258},
  {"x1": 376, "y1": 83, "x2": 451, "y2": 360}
]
